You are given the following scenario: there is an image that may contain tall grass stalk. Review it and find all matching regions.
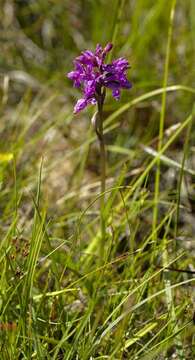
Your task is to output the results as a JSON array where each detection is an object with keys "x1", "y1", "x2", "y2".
[
  {"x1": 162, "y1": 213, "x2": 185, "y2": 359},
  {"x1": 152, "y1": 0, "x2": 177, "y2": 241},
  {"x1": 151, "y1": 1, "x2": 185, "y2": 357}
]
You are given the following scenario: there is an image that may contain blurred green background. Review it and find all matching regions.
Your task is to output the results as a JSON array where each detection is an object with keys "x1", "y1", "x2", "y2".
[{"x1": 1, "y1": 0, "x2": 195, "y2": 93}]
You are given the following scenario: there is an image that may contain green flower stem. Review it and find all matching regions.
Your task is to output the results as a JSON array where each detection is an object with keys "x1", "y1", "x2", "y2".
[{"x1": 97, "y1": 93, "x2": 106, "y2": 261}]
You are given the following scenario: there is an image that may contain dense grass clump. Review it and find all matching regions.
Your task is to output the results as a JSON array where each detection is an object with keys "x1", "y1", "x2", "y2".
[{"x1": 0, "y1": 0, "x2": 195, "y2": 359}]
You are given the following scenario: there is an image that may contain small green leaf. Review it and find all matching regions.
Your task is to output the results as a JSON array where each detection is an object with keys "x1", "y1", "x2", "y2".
[{"x1": 125, "y1": 322, "x2": 158, "y2": 349}]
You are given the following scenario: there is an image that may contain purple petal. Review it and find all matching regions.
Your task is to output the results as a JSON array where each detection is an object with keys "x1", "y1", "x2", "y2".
[
  {"x1": 120, "y1": 78, "x2": 132, "y2": 89},
  {"x1": 88, "y1": 97, "x2": 97, "y2": 105},
  {"x1": 67, "y1": 70, "x2": 83, "y2": 87},
  {"x1": 104, "y1": 80, "x2": 120, "y2": 89},
  {"x1": 76, "y1": 50, "x2": 98, "y2": 67},
  {"x1": 95, "y1": 44, "x2": 103, "y2": 56},
  {"x1": 84, "y1": 80, "x2": 96, "y2": 98},
  {"x1": 67, "y1": 71, "x2": 77, "y2": 80},
  {"x1": 101, "y1": 64, "x2": 114, "y2": 72},
  {"x1": 74, "y1": 61, "x2": 83, "y2": 71},
  {"x1": 73, "y1": 99, "x2": 88, "y2": 113},
  {"x1": 84, "y1": 50, "x2": 94, "y2": 57},
  {"x1": 112, "y1": 89, "x2": 120, "y2": 100},
  {"x1": 112, "y1": 57, "x2": 129, "y2": 71}
]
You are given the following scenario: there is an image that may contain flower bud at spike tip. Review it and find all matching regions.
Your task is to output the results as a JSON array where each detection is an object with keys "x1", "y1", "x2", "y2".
[{"x1": 103, "y1": 43, "x2": 113, "y2": 53}]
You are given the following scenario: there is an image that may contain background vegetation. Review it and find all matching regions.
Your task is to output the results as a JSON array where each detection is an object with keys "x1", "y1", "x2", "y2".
[{"x1": 0, "y1": 0, "x2": 195, "y2": 358}]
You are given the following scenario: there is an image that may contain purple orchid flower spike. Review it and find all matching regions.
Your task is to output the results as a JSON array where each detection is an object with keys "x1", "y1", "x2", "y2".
[
  {"x1": 67, "y1": 43, "x2": 132, "y2": 258},
  {"x1": 67, "y1": 43, "x2": 132, "y2": 113}
]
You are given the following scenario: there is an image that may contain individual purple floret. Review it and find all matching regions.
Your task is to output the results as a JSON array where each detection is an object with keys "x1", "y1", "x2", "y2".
[{"x1": 67, "y1": 43, "x2": 132, "y2": 113}]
